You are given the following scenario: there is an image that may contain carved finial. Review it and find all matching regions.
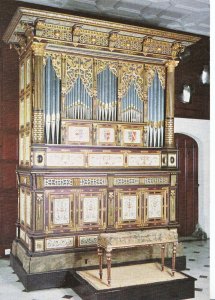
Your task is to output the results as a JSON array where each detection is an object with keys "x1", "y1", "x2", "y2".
[{"x1": 171, "y1": 42, "x2": 185, "y2": 59}]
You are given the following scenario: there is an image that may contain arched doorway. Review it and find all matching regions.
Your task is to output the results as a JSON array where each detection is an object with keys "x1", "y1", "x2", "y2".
[{"x1": 175, "y1": 133, "x2": 199, "y2": 237}]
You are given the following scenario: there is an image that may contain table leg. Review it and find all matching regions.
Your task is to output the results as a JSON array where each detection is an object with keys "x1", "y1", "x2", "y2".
[
  {"x1": 172, "y1": 242, "x2": 177, "y2": 276},
  {"x1": 98, "y1": 247, "x2": 103, "y2": 280},
  {"x1": 161, "y1": 244, "x2": 165, "y2": 271},
  {"x1": 106, "y1": 251, "x2": 112, "y2": 286}
]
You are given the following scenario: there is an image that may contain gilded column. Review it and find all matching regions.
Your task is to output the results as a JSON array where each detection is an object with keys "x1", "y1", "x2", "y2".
[
  {"x1": 31, "y1": 42, "x2": 46, "y2": 143},
  {"x1": 165, "y1": 60, "x2": 179, "y2": 148}
]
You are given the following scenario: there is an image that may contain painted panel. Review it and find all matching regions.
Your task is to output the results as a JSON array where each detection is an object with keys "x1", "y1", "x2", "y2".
[
  {"x1": 26, "y1": 57, "x2": 31, "y2": 86},
  {"x1": 20, "y1": 99, "x2": 24, "y2": 127},
  {"x1": 20, "y1": 188, "x2": 25, "y2": 223},
  {"x1": 68, "y1": 126, "x2": 90, "y2": 143},
  {"x1": 20, "y1": 63, "x2": 24, "y2": 91},
  {"x1": 79, "y1": 235, "x2": 98, "y2": 246},
  {"x1": 26, "y1": 192, "x2": 31, "y2": 226},
  {"x1": 98, "y1": 127, "x2": 115, "y2": 144},
  {"x1": 88, "y1": 153, "x2": 124, "y2": 167},
  {"x1": 123, "y1": 129, "x2": 141, "y2": 144},
  {"x1": 148, "y1": 194, "x2": 162, "y2": 219},
  {"x1": 122, "y1": 195, "x2": 137, "y2": 221},
  {"x1": 127, "y1": 153, "x2": 160, "y2": 167},
  {"x1": 20, "y1": 228, "x2": 26, "y2": 241},
  {"x1": 46, "y1": 237, "x2": 74, "y2": 249},
  {"x1": 26, "y1": 95, "x2": 31, "y2": 124},
  {"x1": 47, "y1": 152, "x2": 85, "y2": 167},
  {"x1": 53, "y1": 198, "x2": 70, "y2": 225},
  {"x1": 83, "y1": 197, "x2": 99, "y2": 223}
]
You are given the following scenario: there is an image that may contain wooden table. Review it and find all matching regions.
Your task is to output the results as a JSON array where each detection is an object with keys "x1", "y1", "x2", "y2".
[{"x1": 97, "y1": 228, "x2": 178, "y2": 286}]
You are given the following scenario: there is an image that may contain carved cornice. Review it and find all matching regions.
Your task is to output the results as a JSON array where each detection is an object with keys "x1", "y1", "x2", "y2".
[{"x1": 3, "y1": 7, "x2": 200, "y2": 62}]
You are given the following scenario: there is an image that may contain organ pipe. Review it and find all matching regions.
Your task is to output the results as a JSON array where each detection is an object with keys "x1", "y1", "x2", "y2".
[
  {"x1": 148, "y1": 71, "x2": 165, "y2": 147},
  {"x1": 44, "y1": 56, "x2": 61, "y2": 144}
]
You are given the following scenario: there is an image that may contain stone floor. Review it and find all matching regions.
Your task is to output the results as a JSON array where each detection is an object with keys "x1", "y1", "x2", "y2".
[{"x1": 0, "y1": 239, "x2": 210, "y2": 300}]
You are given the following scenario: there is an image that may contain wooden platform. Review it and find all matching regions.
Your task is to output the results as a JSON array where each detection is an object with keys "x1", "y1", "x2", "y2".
[
  {"x1": 72, "y1": 263, "x2": 196, "y2": 300},
  {"x1": 10, "y1": 253, "x2": 188, "y2": 293}
]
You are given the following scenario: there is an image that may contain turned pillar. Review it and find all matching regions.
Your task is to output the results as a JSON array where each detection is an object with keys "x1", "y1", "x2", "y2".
[
  {"x1": 165, "y1": 60, "x2": 179, "y2": 148},
  {"x1": 31, "y1": 42, "x2": 46, "y2": 143}
]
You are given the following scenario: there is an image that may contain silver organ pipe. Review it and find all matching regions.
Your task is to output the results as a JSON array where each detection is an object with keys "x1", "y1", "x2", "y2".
[
  {"x1": 65, "y1": 76, "x2": 92, "y2": 120},
  {"x1": 148, "y1": 71, "x2": 165, "y2": 148},
  {"x1": 44, "y1": 56, "x2": 61, "y2": 144},
  {"x1": 121, "y1": 83, "x2": 143, "y2": 123},
  {"x1": 96, "y1": 67, "x2": 117, "y2": 121}
]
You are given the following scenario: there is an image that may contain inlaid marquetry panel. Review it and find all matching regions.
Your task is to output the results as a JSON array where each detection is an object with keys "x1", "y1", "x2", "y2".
[
  {"x1": 77, "y1": 190, "x2": 106, "y2": 230},
  {"x1": 48, "y1": 193, "x2": 75, "y2": 230},
  {"x1": 143, "y1": 188, "x2": 168, "y2": 226}
]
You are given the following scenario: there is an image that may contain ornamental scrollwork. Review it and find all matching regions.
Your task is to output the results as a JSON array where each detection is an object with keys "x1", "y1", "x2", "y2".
[
  {"x1": 95, "y1": 59, "x2": 118, "y2": 77},
  {"x1": 65, "y1": 55, "x2": 93, "y2": 96},
  {"x1": 145, "y1": 64, "x2": 166, "y2": 89},
  {"x1": 44, "y1": 52, "x2": 62, "y2": 79},
  {"x1": 120, "y1": 62, "x2": 144, "y2": 101}
]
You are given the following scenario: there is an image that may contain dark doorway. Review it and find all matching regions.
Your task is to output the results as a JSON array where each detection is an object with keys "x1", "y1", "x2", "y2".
[{"x1": 175, "y1": 133, "x2": 199, "y2": 236}]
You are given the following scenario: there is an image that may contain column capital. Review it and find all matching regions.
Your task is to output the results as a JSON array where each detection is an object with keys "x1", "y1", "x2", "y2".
[
  {"x1": 165, "y1": 60, "x2": 179, "y2": 72},
  {"x1": 31, "y1": 42, "x2": 46, "y2": 56}
]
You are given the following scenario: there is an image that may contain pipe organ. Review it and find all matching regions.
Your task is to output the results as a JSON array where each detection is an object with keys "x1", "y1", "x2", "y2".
[{"x1": 3, "y1": 7, "x2": 200, "y2": 289}]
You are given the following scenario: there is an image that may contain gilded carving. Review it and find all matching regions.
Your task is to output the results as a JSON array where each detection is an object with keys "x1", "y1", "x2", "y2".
[
  {"x1": 73, "y1": 27, "x2": 109, "y2": 47},
  {"x1": 37, "y1": 176, "x2": 44, "y2": 189},
  {"x1": 36, "y1": 21, "x2": 73, "y2": 42},
  {"x1": 170, "y1": 190, "x2": 176, "y2": 222},
  {"x1": 31, "y1": 42, "x2": 46, "y2": 56},
  {"x1": 165, "y1": 118, "x2": 174, "y2": 147},
  {"x1": 33, "y1": 111, "x2": 44, "y2": 143},
  {"x1": 36, "y1": 193, "x2": 44, "y2": 231},
  {"x1": 145, "y1": 64, "x2": 166, "y2": 89},
  {"x1": 171, "y1": 42, "x2": 184, "y2": 59},
  {"x1": 44, "y1": 52, "x2": 62, "y2": 79},
  {"x1": 165, "y1": 60, "x2": 179, "y2": 72},
  {"x1": 65, "y1": 55, "x2": 93, "y2": 96},
  {"x1": 120, "y1": 62, "x2": 144, "y2": 101},
  {"x1": 95, "y1": 59, "x2": 118, "y2": 77},
  {"x1": 109, "y1": 32, "x2": 143, "y2": 52},
  {"x1": 143, "y1": 37, "x2": 172, "y2": 57}
]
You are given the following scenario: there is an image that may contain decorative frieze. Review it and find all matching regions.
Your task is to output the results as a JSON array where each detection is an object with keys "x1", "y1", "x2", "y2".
[
  {"x1": 79, "y1": 235, "x2": 98, "y2": 247},
  {"x1": 44, "y1": 178, "x2": 73, "y2": 187},
  {"x1": 46, "y1": 237, "x2": 74, "y2": 250}
]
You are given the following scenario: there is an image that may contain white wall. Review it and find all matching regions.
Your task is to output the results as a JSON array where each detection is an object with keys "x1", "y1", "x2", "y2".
[{"x1": 174, "y1": 118, "x2": 210, "y2": 237}]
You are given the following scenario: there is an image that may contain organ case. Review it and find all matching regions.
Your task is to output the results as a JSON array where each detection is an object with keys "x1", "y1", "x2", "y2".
[{"x1": 3, "y1": 7, "x2": 200, "y2": 285}]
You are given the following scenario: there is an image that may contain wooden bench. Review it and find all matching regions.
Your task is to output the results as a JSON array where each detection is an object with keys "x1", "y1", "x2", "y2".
[{"x1": 97, "y1": 229, "x2": 178, "y2": 286}]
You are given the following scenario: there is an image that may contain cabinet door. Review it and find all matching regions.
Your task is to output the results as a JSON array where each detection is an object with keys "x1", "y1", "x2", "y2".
[
  {"x1": 143, "y1": 188, "x2": 168, "y2": 226},
  {"x1": 77, "y1": 189, "x2": 107, "y2": 231},
  {"x1": 115, "y1": 189, "x2": 143, "y2": 229}
]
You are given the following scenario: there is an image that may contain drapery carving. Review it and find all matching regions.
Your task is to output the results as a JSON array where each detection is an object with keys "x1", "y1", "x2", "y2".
[
  {"x1": 44, "y1": 52, "x2": 62, "y2": 79},
  {"x1": 145, "y1": 64, "x2": 166, "y2": 89},
  {"x1": 65, "y1": 55, "x2": 93, "y2": 96},
  {"x1": 120, "y1": 62, "x2": 144, "y2": 101},
  {"x1": 95, "y1": 59, "x2": 118, "y2": 77}
]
